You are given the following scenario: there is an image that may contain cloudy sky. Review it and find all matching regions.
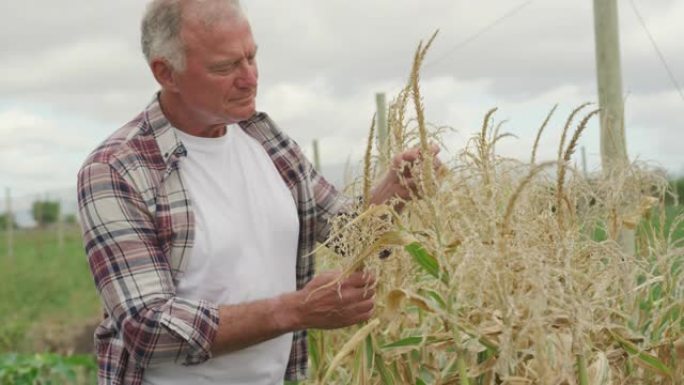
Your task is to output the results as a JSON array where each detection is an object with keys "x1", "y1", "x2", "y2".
[{"x1": 1, "y1": 0, "x2": 683, "y2": 201}]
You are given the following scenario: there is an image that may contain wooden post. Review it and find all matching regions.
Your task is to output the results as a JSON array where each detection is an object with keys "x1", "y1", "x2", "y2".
[
  {"x1": 593, "y1": 0, "x2": 629, "y2": 172},
  {"x1": 5, "y1": 188, "x2": 13, "y2": 258},
  {"x1": 312, "y1": 139, "x2": 321, "y2": 172},
  {"x1": 57, "y1": 198, "x2": 64, "y2": 253},
  {"x1": 593, "y1": 0, "x2": 634, "y2": 254},
  {"x1": 581, "y1": 146, "x2": 588, "y2": 178},
  {"x1": 593, "y1": 0, "x2": 635, "y2": 316},
  {"x1": 35, "y1": 194, "x2": 44, "y2": 254},
  {"x1": 375, "y1": 93, "x2": 388, "y2": 169}
]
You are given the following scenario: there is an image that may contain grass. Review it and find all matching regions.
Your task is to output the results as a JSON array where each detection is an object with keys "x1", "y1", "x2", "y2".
[
  {"x1": 0, "y1": 226, "x2": 100, "y2": 353},
  {"x1": 591, "y1": 205, "x2": 684, "y2": 244},
  {"x1": 646, "y1": 204, "x2": 684, "y2": 242},
  {"x1": 0, "y1": 353, "x2": 96, "y2": 385}
]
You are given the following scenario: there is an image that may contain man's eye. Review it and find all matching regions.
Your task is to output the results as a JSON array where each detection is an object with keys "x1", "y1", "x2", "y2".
[{"x1": 213, "y1": 65, "x2": 236, "y2": 74}]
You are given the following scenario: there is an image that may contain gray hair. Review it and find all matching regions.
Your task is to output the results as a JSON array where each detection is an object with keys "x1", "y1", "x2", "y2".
[{"x1": 141, "y1": 0, "x2": 244, "y2": 71}]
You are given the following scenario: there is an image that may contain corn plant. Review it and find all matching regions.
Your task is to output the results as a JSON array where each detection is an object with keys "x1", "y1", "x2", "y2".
[{"x1": 305, "y1": 33, "x2": 684, "y2": 385}]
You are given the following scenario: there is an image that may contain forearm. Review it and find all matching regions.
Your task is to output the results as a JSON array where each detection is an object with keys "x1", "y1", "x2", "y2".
[
  {"x1": 210, "y1": 270, "x2": 376, "y2": 356},
  {"x1": 210, "y1": 291, "x2": 302, "y2": 356}
]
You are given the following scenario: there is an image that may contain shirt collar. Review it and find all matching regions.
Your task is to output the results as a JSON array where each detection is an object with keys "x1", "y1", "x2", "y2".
[{"x1": 141, "y1": 93, "x2": 187, "y2": 165}]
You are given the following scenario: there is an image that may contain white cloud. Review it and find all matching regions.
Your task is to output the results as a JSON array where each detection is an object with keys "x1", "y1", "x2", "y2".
[
  {"x1": 0, "y1": 108, "x2": 103, "y2": 195},
  {"x1": 0, "y1": 109, "x2": 91, "y2": 151},
  {"x1": 2, "y1": 37, "x2": 147, "y2": 94},
  {"x1": 1, "y1": 0, "x2": 683, "y2": 196}
]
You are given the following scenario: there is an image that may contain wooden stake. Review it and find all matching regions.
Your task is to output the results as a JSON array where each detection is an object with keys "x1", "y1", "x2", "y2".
[
  {"x1": 375, "y1": 93, "x2": 388, "y2": 169},
  {"x1": 593, "y1": 0, "x2": 635, "y2": 314},
  {"x1": 312, "y1": 139, "x2": 321, "y2": 172},
  {"x1": 5, "y1": 188, "x2": 13, "y2": 259},
  {"x1": 593, "y1": 0, "x2": 629, "y2": 172},
  {"x1": 57, "y1": 198, "x2": 64, "y2": 253},
  {"x1": 593, "y1": 0, "x2": 634, "y2": 255}
]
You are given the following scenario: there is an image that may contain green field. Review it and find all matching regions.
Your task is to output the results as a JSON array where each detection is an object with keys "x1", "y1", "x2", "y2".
[
  {"x1": 0, "y1": 226, "x2": 100, "y2": 354},
  {"x1": 0, "y1": 225, "x2": 100, "y2": 383}
]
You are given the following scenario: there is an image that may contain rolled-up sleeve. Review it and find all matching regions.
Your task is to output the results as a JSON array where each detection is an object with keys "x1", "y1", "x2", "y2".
[
  {"x1": 77, "y1": 161, "x2": 219, "y2": 368},
  {"x1": 308, "y1": 160, "x2": 355, "y2": 243}
]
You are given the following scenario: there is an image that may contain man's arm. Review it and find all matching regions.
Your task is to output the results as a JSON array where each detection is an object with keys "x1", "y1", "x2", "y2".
[
  {"x1": 210, "y1": 270, "x2": 374, "y2": 356},
  {"x1": 79, "y1": 161, "x2": 220, "y2": 367},
  {"x1": 79, "y1": 161, "x2": 375, "y2": 364}
]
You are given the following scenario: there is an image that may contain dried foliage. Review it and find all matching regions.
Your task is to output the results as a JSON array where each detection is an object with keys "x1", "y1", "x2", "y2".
[{"x1": 306, "y1": 34, "x2": 684, "y2": 385}]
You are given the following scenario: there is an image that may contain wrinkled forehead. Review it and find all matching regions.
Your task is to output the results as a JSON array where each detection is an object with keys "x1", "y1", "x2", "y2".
[
  {"x1": 181, "y1": 0, "x2": 245, "y2": 29},
  {"x1": 179, "y1": 3, "x2": 254, "y2": 58}
]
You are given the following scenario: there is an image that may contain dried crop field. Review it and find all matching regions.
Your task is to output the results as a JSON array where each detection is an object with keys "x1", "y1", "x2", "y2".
[{"x1": 299, "y1": 35, "x2": 684, "y2": 385}]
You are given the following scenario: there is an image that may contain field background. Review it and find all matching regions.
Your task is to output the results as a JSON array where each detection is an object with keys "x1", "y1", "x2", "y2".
[
  {"x1": 0, "y1": 224, "x2": 100, "y2": 383},
  {"x1": 1, "y1": 189, "x2": 683, "y2": 383}
]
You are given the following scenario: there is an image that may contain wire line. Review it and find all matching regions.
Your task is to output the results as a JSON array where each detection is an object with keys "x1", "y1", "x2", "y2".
[
  {"x1": 424, "y1": 0, "x2": 534, "y2": 69},
  {"x1": 628, "y1": 0, "x2": 684, "y2": 102}
]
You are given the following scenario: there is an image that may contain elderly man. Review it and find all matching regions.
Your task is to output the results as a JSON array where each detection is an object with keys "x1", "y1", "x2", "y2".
[{"x1": 78, "y1": 0, "x2": 436, "y2": 384}]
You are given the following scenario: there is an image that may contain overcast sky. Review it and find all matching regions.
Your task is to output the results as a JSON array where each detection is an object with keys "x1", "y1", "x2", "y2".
[{"x1": 1, "y1": 0, "x2": 683, "y2": 199}]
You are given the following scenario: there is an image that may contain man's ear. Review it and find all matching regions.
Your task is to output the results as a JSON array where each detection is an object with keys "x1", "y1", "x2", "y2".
[{"x1": 151, "y1": 59, "x2": 179, "y2": 92}]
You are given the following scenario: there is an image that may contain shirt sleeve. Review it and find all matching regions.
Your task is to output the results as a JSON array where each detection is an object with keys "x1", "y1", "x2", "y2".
[
  {"x1": 77, "y1": 161, "x2": 219, "y2": 368},
  {"x1": 307, "y1": 159, "x2": 357, "y2": 243}
]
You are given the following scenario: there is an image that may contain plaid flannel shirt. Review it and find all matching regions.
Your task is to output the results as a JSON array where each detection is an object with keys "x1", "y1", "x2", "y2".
[{"x1": 77, "y1": 95, "x2": 351, "y2": 384}]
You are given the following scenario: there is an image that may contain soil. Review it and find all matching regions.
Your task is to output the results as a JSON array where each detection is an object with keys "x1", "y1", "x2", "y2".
[{"x1": 27, "y1": 315, "x2": 101, "y2": 355}]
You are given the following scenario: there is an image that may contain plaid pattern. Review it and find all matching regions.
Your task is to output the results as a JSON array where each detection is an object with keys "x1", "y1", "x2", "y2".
[{"x1": 77, "y1": 95, "x2": 351, "y2": 384}]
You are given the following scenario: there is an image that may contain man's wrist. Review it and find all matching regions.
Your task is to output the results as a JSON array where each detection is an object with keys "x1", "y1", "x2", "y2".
[{"x1": 273, "y1": 291, "x2": 304, "y2": 333}]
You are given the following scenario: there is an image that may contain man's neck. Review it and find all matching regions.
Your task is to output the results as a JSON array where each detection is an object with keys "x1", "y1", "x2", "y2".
[{"x1": 158, "y1": 91, "x2": 227, "y2": 138}]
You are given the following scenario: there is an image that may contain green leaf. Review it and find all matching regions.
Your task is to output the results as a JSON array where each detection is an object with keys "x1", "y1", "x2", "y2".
[
  {"x1": 365, "y1": 334, "x2": 374, "y2": 369},
  {"x1": 381, "y1": 336, "x2": 424, "y2": 350},
  {"x1": 577, "y1": 354, "x2": 589, "y2": 385},
  {"x1": 380, "y1": 335, "x2": 450, "y2": 352},
  {"x1": 610, "y1": 330, "x2": 673, "y2": 377},
  {"x1": 63, "y1": 355, "x2": 97, "y2": 369},
  {"x1": 405, "y1": 242, "x2": 450, "y2": 285},
  {"x1": 375, "y1": 354, "x2": 395, "y2": 385},
  {"x1": 308, "y1": 331, "x2": 320, "y2": 372},
  {"x1": 422, "y1": 289, "x2": 447, "y2": 310},
  {"x1": 415, "y1": 378, "x2": 427, "y2": 385}
]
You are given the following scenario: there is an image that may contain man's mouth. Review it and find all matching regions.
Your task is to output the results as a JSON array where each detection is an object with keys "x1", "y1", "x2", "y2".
[{"x1": 231, "y1": 93, "x2": 255, "y2": 102}]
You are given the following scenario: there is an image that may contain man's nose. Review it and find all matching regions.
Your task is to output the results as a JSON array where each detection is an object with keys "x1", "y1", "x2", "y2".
[{"x1": 236, "y1": 62, "x2": 258, "y2": 88}]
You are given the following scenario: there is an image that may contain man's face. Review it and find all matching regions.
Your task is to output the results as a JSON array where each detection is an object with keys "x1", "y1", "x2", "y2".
[{"x1": 174, "y1": 14, "x2": 258, "y2": 125}]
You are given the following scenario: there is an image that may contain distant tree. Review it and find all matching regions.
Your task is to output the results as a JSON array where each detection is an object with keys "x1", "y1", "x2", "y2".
[
  {"x1": 64, "y1": 214, "x2": 78, "y2": 225},
  {"x1": 32, "y1": 200, "x2": 60, "y2": 226},
  {"x1": 0, "y1": 213, "x2": 16, "y2": 229}
]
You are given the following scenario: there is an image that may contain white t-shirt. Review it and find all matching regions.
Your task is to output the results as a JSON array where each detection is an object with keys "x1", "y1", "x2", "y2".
[{"x1": 143, "y1": 124, "x2": 299, "y2": 385}]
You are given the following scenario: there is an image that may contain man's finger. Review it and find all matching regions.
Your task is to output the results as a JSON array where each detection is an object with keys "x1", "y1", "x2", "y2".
[
  {"x1": 400, "y1": 148, "x2": 420, "y2": 163},
  {"x1": 433, "y1": 157, "x2": 443, "y2": 170},
  {"x1": 395, "y1": 143, "x2": 440, "y2": 166},
  {"x1": 345, "y1": 271, "x2": 375, "y2": 288},
  {"x1": 354, "y1": 298, "x2": 375, "y2": 314}
]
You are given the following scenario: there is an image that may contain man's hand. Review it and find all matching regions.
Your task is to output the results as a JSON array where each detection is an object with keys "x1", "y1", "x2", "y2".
[
  {"x1": 292, "y1": 270, "x2": 375, "y2": 330},
  {"x1": 369, "y1": 144, "x2": 442, "y2": 209},
  {"x1": 211, "y1": 271, "x2": 374, "y2": 355}
]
